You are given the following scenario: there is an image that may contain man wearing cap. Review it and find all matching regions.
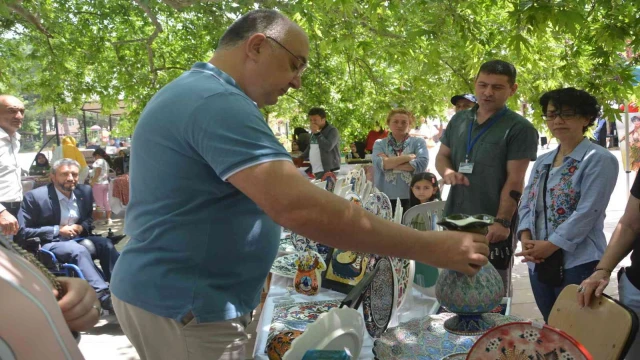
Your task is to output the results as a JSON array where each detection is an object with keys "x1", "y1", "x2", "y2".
[
  {"x1": 436, "y1": 60, "x2": 538, "y2": 294},
  {"x1": 451, "y1": 93, "x2": 477, "y2": 113}
]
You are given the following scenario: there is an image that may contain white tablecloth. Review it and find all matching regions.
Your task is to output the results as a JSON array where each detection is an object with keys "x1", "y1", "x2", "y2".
[{"x1": 253, "y1": 273, "x2": 439, "y2": 359}]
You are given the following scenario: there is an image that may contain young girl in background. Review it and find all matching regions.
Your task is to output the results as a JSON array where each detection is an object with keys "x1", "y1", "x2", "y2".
[
  {"x1": 91, "y1": 148, "x2": 114, "y2": 225},
  {"x1": 409, "y1": 172, "x2": 441, "y2": 208}
]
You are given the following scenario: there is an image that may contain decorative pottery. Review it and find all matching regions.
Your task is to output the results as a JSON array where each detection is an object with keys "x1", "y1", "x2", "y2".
[
  {"x1": 363, "y1": 192, "x2": 393, "y2": 221},
  {"x1": 372, "y1": 313, "x2": 523, "y2": 359},
  {"x1": 290, "y1": 233, "x2": 330, "y2": 260},
  {"x1": 344, "y1": 191, "x2": 363, "y2": 207},
  {"x1": 283, "y1": 307, "x2": 365, "y2": 359},
  {"x1": 265, "y1": 300, "x2": 341, "y2": 353},
  {"x1": 294, "y1": 251, "x2": 327, "y2": 296},
  {"x1": 390, "y1": 257, "x2": 414, "y2": 309},
  {"x1": 322, "y1": 248, "x2": 370, "y2": 294},
  {"x1": 267, "y1": 330, "x2": 304, "y2": 360},
  {"x1": 270, "y1": 254, "x2": 299, "y2": 278},
  {"x1": 468, "y1": 322, "x2": 593, "y2": 360},
  {"x1": 278, "y1": 236, "x2": 296, "y2": 253},
  {"x1": 435, "y1": 214, "x2": 504, "y2": 335},
  {"x1": 363, "y1": 256, "x2": 397, "y2": 338},
  {"x1": 325, "y1": 176, "x2": 336, "y2": 193}
]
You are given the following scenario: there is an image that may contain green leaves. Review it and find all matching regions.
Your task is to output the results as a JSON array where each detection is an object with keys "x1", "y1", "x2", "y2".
[{"x1": 0, "y1": 0, "x2": 639, "y2": 142}]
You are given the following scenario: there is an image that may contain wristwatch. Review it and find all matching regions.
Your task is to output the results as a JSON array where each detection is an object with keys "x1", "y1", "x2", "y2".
[{"x1": 494, "y1": 218, "x2": 511, "y2": 228}]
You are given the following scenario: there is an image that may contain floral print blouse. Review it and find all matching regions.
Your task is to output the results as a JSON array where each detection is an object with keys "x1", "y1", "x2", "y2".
[{"x1": 517, "y1": 138, "x2": 618, "y2": 269}]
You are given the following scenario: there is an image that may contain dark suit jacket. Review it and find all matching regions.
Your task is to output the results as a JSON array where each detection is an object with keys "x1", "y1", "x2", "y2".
[{"x1": 17, "y1": 183, "x2": 94, "y2": 244}]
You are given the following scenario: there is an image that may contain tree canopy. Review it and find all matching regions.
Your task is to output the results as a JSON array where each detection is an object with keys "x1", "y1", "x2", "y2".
[{"x1": 1, "y1": 0, "x2": 639, "y2": 143}]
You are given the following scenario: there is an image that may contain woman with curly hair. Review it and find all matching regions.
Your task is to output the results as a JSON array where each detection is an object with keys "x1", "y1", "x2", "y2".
[{"x1": 515, "y1": 87, "x2": 619, "y2": 323}]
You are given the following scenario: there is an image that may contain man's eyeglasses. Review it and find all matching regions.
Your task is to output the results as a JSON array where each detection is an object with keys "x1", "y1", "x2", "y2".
[
  {"x1": 265, "y1": 35, "x2": 308, "y2": 76},
  {"x1": 541, "y1": 112, "x2": 579, "y2": 122}
]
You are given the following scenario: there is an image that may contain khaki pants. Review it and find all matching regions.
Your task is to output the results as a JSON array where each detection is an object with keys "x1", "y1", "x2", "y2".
[{"x1": 113, "y1": 295, "x2": 252, "y2": 360}]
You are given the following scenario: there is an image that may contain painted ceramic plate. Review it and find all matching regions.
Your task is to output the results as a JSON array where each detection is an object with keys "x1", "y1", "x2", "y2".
[
  {"x1": 344, "y1": 191, "x2": 362, "y2": 207},
  {"x1": 283, "y1": 307, "x2": 365, "y2": 360},
  {"x1": 265, "y1": 300, "x2": 341, "y2": 354},
  {"x1": 267, "y1": 330, "x2": 303, "y2": 360},
  {"x1": 278, "y1": 238, "x2": 296, "y2": 253},
  {"x1": 390, "y1": 258, "x2": 414, "y2": 309},
  {"x1": 361, "y1": 181, "x2": 372, "y2": 200},
  {"x1": 355, "y1": 168, "x2": 367, "y2": 195},
  {"x1": 290, "y1": 233, "x2": 330, "y2": 260},
  {"x1": 363, "y1": 256, "x2": 397, "y2": 338},
  {"x1": 363, "y1": 192, "x2": 393, "y2": 221},
  {"x1": 271, "y1": 254, "x2": 298, "y2": 278},
  {"x1": 468, "y1": 322, "x2": 593, "y2": 360}
]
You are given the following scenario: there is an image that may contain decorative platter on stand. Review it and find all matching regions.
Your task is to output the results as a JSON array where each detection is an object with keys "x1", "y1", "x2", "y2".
[
  {"x1": 363, "y1": 192, "x2": 393, "y2": 221},
  {"x1": 468, "y1": 322, "x2": 593, "y2": 360},
  {"x1": 270, "y1": 254, "x2": 298, "y2": 278},
  {"x1": 390, "y1": 257, "x2": 414, "y2": 309},
  {"x1": 362, "y1": 256, "x2": 397, "y2": 338}
]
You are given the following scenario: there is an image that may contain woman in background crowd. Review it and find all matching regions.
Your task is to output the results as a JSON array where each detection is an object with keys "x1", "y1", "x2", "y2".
[{"x1": 516, "y1": 88, "x2": 618, "y2": 323}]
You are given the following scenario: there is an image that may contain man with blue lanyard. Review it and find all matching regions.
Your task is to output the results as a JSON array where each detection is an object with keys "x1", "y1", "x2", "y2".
[{"x1": 436, "y1": 60, "x2": 539, "y2": 293}]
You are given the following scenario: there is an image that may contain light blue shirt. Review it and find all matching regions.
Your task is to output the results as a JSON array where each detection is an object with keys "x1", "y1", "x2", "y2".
[
  {"x1": 372, "y1": 136, "x2": 428, "y2": 199},
  {"x1": 517, "y1": 138, "x2": 618, "y2": 270},
  {"x1": 110, "y1": 62, "x2": 292, "y2": 323},
  {"x1": 53, "y1": 188, "x2": 79, "y2": 238}
]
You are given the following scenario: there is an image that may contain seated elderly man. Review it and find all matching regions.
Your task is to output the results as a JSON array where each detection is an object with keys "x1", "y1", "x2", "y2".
[{"x1": 16, "y1": 158, "x2": 118, "y2": 311}]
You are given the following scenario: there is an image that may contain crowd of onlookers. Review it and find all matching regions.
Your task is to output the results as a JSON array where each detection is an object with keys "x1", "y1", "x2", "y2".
[{"x1": 290, "y1": 59, "x2": 640, "y2": 357}]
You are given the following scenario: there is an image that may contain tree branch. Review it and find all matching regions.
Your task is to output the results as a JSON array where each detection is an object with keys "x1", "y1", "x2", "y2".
[
  {"x1": 111, "y1": 38, "x2": 147, "y2": 46},
  {"x1": 284, "y1": 93, "x2": 306, "y2": 106},
  {"x1": 133, "y1": 0, "x2": 164, "y2": 86},
  {"x1": 72, "y1": 11, "x2": 101, "y2": 17},
  {"x1": 154, "y1": 66, "x2": 187, "y2": 72},
  {"x1": 7, "y1": 2, "x2": 53, "y2": 39},
  {"x1": 440, "y1": 58, "x2": 473, "y2": 92},
  {"x1": 360, "y1": 21, "x2": 403, "y2": 39}
]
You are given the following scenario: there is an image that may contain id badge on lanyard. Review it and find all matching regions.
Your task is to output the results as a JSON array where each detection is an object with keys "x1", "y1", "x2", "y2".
[{"x1": 459, "y1": 107, "x2": 507, "y2": 174}]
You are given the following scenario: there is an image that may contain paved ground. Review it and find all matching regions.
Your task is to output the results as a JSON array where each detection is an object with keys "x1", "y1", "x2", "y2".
[{"x1": 30, "y1": 146, "x2": 632, "y2": 359}]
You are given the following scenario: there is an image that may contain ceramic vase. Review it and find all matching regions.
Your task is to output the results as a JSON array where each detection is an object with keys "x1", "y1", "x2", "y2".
[
  {"x1": 294, "y1": 251, "x2": 326, "y2": 296},
  {"x1": 435, "y1": 214, "x2": 504, "y2": 335},
  {"x1": 267, "y1": 330, "x2": 303, "y2": 360}
]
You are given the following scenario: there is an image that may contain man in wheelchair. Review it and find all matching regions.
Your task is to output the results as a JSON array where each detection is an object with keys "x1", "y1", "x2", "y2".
[{"x1": 15, "y1": 158, "x2": 119, "y2": 311}]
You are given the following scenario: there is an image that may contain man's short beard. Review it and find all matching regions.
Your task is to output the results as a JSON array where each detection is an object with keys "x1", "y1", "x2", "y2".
[{"x1": 58, "y1": 182, "x2": 76, "y2": 192}]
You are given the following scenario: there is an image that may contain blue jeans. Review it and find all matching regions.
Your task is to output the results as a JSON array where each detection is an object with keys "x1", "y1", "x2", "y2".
[
  {"x1": 86, "y1": 235, "x2": 120, "y2": 282},
  {"x1": 529, "y1": 260, "x2": 599, "y2": 323},
  {"x1": 619, "y1": 271, "x2": 640, "y2": 359}
]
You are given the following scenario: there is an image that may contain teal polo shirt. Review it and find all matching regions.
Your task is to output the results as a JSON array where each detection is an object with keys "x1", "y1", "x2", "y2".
[
  {"x1": 441, "y1": 106, "x2": 538, "y2": 217},
  {"x1": 110, "y1": 62, "x2": 292, "y2": 323}
]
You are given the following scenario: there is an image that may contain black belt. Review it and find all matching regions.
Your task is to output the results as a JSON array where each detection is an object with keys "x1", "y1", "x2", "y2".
[{"x1": 0, "y1": 201, "x2": 21, "y2": 209}]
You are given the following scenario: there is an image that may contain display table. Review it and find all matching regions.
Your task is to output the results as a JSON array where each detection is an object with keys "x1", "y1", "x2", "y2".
[
  {"x1": 254, "y1": 272, "x2": 440, "y2": 360},
  {"x1": 372, "y1": 313, "x2": 523, "y2": 359},
  {"x1": 256, "y1": 268, "x2": 514, "y2": 359}
]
